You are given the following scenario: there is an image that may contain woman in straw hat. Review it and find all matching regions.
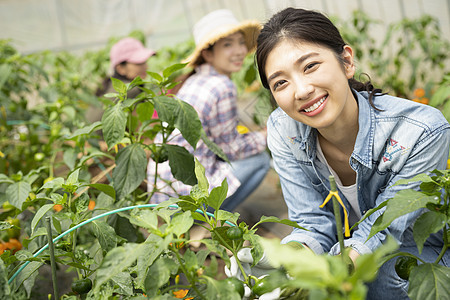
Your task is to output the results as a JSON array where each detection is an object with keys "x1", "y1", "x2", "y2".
[{"x1": 147, "y1": 9, "x2": 270, "y2": 212}]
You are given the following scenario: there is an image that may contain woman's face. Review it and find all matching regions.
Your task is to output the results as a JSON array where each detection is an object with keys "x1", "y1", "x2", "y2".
[
  {"x1": 202, "y1": 31, "x2": 248, "y2": 77},
  {"x1": 117, "y1": 61, "x2": 148, "y2": 80},
  {"x1": 264, "y1": 40, "x2": 356, "y2": 130}
]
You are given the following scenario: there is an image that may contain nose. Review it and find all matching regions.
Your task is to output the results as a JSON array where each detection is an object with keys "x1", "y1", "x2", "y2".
[
  {"x1": 293, "y1": 78, "x2": 314, "y2": 101},
  {"x1": 236, "y1": 43, "x2": 248, "y2": 56}
]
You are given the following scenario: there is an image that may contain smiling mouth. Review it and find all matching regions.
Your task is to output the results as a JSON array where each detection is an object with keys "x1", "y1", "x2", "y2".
[{"x1": 303, "y1": 95, "x2": 327, "y2": 113}]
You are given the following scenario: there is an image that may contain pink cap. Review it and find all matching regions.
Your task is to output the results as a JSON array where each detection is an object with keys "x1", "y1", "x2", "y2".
[{"x1": 110, "y1": 37, "x2": 155, "y2": 68}]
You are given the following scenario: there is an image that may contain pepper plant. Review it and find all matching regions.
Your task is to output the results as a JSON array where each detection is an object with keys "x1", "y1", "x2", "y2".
[{"x1": 360, "y1": 169, "x2": 450, "y2": 299}]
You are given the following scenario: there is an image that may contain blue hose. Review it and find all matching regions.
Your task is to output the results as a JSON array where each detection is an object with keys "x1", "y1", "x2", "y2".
[{"x1": 8, "y1": 204, "x2": 233, "y2": 284}]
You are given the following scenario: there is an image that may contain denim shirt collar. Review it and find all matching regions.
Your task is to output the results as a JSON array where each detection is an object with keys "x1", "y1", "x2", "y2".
[{"x1": 353, "y1": 91, "x2": 374, "y2": 169}]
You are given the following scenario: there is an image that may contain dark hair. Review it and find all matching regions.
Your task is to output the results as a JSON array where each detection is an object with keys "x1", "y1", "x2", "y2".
[{"x1": 256, "y1": 7, "x2": 382, "y2": 108}]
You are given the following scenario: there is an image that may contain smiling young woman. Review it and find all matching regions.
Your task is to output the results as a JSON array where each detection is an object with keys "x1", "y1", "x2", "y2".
[{"x1": 252, "y1": 7, "x2": 450, "y2": 299}]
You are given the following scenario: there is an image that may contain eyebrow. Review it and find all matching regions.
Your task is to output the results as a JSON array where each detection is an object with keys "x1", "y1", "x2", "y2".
[{"x1": 267, "y1": 52, "x2": 320, "y2": 84}]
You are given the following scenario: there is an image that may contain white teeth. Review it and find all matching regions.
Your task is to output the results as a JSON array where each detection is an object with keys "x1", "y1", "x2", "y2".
[{"x1": 304, "y1": 96, "x2": 326, "y2": 112}]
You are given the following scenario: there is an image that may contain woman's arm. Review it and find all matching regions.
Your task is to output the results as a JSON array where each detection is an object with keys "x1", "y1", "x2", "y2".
[
  {"x1": 331, "y1": 127, "x2": 450, "y2": 256},
  {"x1": 267, "y1": 114, "x2": 339, "y2": 254}
]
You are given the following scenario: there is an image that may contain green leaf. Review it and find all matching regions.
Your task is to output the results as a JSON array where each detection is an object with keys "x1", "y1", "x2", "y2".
[
  {"x1": 153, "y1": 95, "x2": 202, "y2": 148},
  {"x1": 129, "y1": 209, "x2": 158, "y2": 230},
  {"x1": 88, "y1": 183, "x2": 116, "y2": 200},
  {"x1": 0, "y1": 259, "x2": 12, "y2": 300},
  {"x1": 144, "y1": 256, "x2": 178, "y2": 296},
  {"x1": 112, "y1": 144, "x2": 147, "y2": 199},
  {"x1": 166, "y1": 144, "x2": 197, "y2": 186},
  {"x1": 147, "y1": 71, "x2": 163, "y2": 83},
  {"x1": 128, "y1": 76, "x2": 144, "y2": 89},
  {"x1": 91, "y1": 220, "x2": 120, "y2": 252},
  {"x1": 202, "y1": 239, "x2": 230, "y2": 264},
  {"x1": 216, "y1": 210, "x2": 239, "y2": 224},
  {"x1": 351, "y1": 200, "x2": 388, "y2": 231},
  {"x1": 260, "y1": 238, "x2": 332, "y2": 283},
  {"x1": 207, "y1": 179, "x2": 228, "y2": 212},
  {"x1": 201, "y1": 129, "x2": 229, "y2": 162},
  {"x1": 134, "y1": 234, "x2": 168, "y2": 289},
  {"x1": 102, "y1": 102, "x2": 127, "y2": 150},
  {"x1": 66, "y1": 168, "x2": 79, "y2": 186},
  {"x1": 162, "y1": 63, "x2": 187, "y2": 78},
  {"x1": 413, "y1": 211, "x2": 447, "y2": 254},
  {"x1": 74, "y1": 193, "x2": 89, "y2": 214},
  {"x1": 194, "y1": 158, "x2": 209, "y2": 192},
  {"x1": 6, "y1": 181, "x2": 31, "y2": 210},
  {"x1": 136, "y1": 102, "x2": 154, "y2": 122},
  {"x1": 10, "y1": 261, "x2": 43, "y2": 293},
  {"x1": 111, "y1": 77, "x2": 127, "y2": 94},
  {"x1": 252, "y1": 216, "x2": 307, "y2": 230},
  {"x1": 368, "y1": 189, "x2": 438, "y2": 239},
  {"x1": 112, "y1": 272, "x2": 134, "y2": 296},
  {"x1": 203, "y1": 276, "x2": 242, "y2": 300},
  {"x1": 63, "y1": 148, "x2": 77, "y2": 170},
  {"x1": 30, "y1": 204, "x2": 54, "y2": 235},
  {"x1": 168, "y1": 211, "x2": 193, "y2": 237},
  {"x1": 0, "y1": 64, "x2": 12, "y2": 90},
  {"x1": 393, "y1": 173, "x2": 434, "y2": 186},
  {"x1": 66, "y1": 121, "x2": 102, "y2": 139},
  {"x1": 408, "y1": 263, "x2": 450, "y2": 300},
  {"x1": 94, "y1": 242, "x2": 151, "y2": 293}
]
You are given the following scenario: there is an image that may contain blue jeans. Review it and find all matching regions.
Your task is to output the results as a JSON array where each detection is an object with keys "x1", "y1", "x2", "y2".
[
  {"x1": 219, "y1": 151, "x2": 271, "y2": 212},
  {"x1": 366, "y1": 245, "x2": 450, "y2": 299}
]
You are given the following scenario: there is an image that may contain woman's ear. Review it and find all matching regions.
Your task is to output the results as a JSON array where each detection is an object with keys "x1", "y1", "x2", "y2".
[
  {"x1": 201, "y1": 48, "x2": 214, "y2": 64},
  {"x1": 115, "y1": 63, "x2": 127, "y2": 76},
  {"x1": 342, "y1": 45, "x2": 356, "y2": 79}
]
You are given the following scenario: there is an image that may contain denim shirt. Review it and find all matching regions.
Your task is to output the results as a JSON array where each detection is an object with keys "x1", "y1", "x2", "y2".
[{"x1": 267, "y1": 91, "x2": 450, "y2": 255}]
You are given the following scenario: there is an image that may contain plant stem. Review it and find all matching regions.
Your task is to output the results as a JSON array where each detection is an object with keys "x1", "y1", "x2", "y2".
[
  {"x1": 233, "y1": 251, "x2": 249, "y2": 282},
  {"x1": 45, "y1": 217, "x2": 59, "y2": 299},
  {"x1": 329, "y1": 176, "x2": 346, "y2": 261},
  {"x1": 435, "y1": 223, "x2": 448, "y2": 263},
  {"x1": 172, "y1": 247, "x2": 207, "y2": 300}
]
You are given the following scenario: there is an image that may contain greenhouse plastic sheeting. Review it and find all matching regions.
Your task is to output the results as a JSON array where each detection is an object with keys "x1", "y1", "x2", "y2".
[{"x1": 0, "y1": 0, "x2": 448, "y2": 54}]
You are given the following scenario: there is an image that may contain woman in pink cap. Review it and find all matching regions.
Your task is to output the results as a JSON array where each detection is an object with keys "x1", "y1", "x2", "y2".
[
  {"x1": 96, "y1": 37, "x2": 155, "y2": 99},
  {"x1": 89, "y1": 37, "x2": 156, "y2": 123}
]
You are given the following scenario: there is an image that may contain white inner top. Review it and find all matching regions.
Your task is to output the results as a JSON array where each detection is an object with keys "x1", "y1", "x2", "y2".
[{"x1": 316, "y1": 137, "x2": 361, "y2": 226}]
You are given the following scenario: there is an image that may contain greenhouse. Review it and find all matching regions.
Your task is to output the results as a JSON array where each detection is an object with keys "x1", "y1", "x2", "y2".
[{"x1": 1, "y1": 0, "x2": 449, "y2": 299}]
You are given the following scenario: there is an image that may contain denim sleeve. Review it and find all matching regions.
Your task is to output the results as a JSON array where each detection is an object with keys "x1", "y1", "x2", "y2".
[
  {"x1": 331, "y1": 127, "x2": 450, "y2": 256},
  {"x1": 267, "y1": 116, "x2": 338, "y2": 254}
]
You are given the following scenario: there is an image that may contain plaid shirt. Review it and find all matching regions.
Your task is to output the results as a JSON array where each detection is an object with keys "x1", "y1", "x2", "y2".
[{"x1": 147, "y1": 63, "x2": 267, "y2": 203}]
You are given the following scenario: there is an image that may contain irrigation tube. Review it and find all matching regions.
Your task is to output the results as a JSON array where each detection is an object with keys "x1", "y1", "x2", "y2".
[{"x1": 8, "y1": 204, "x2": 233, "y2": 284}]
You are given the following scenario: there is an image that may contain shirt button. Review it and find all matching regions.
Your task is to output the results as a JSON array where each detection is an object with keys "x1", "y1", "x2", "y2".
[{"x1": 351, "y1": 158, "x2": 357, "y2": 164}]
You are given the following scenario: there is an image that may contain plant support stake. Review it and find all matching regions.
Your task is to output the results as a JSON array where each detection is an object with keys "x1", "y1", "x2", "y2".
[{"x1": 45, "y1": 217, "x2": 59, "y2": 299}]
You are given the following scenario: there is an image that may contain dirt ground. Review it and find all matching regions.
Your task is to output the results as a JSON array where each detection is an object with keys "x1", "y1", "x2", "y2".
[{"x1": 234, "y1": 168, "x2": 291, "y2": 239}]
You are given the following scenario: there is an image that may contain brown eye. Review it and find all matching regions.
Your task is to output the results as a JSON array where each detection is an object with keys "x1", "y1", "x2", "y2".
[
  {"x1": 305, "y1": 62, "x2": 319, "y2": 71},
  {"x1": 273, "y1": 80, "x2": 286, "y2": 91}
]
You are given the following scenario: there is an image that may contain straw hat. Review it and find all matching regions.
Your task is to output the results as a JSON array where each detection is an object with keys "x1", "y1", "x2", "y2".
[{"x1": 185, "y1": 9, "x2": 262, "y2": 67}]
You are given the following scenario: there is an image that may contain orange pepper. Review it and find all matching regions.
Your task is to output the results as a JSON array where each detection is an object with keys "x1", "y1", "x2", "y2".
[
  {"x1": 3, "y1": 238, "x2": 22, "y2": 254},
  {"x1": 420, "y1": 97, "x2": 429, "y2": 105},
  {"x1": 53, "y1": 204, "x2": 63, "y2": 212},
  {"x1": 414, "y1": 88, "x2": 425, "y2": 98},
  {"x1": 173, "y1": 289, "x2": 189, "y2": 298},
  {"x1": 88, "y1": 200, "x2": 96, "y2": 210}
]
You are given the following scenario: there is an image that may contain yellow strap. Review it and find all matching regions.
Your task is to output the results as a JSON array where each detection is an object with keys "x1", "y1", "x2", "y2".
[{"x1": 320, "y1": 190, "x2": 350, "y2": 237}]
